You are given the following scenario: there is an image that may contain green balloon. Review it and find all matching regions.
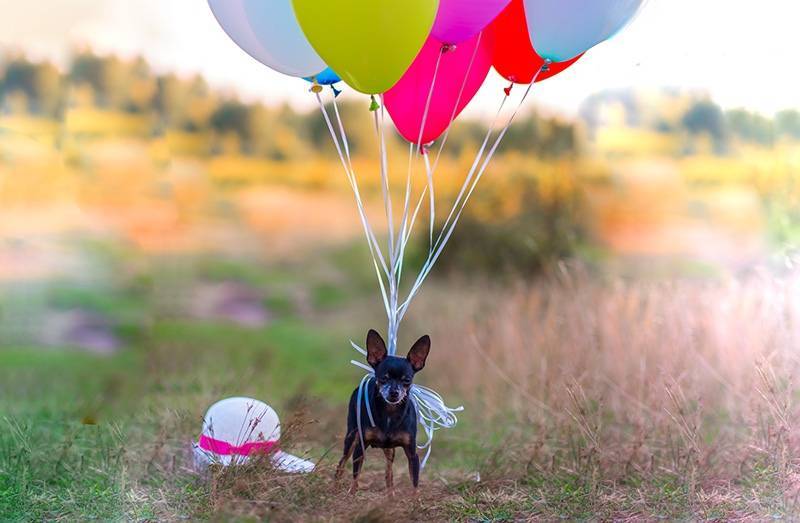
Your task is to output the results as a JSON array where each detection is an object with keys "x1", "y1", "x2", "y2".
[{"x1": 292, "y1": 0, "x2": 438, "y2": 95}]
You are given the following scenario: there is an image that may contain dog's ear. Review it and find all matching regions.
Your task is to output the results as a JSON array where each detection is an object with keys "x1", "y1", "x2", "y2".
[
  {"x1": 406, "y1": 335, "x2": 430, "y2": 373},
  {"x1": 366, "y1": 329, "x2": 388, "y2": 368}
]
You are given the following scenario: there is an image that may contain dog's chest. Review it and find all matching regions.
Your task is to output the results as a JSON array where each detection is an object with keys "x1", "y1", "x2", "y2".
[{"x1": 364, "y1": 425, "x2": 412, "y2": 448}]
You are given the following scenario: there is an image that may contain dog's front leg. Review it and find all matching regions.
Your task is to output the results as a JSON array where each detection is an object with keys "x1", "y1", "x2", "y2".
[
  {"x1": 403, "y1": 445, "x2": 420, "y2": 492},
  {"x1": 383, "y1": 448, "x2": 395, "y2": 496}
]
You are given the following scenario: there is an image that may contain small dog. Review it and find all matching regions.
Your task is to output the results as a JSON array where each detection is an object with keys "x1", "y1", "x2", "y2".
[{"x1": 335, "y1": 329, "x2": 430, "y2": 495}]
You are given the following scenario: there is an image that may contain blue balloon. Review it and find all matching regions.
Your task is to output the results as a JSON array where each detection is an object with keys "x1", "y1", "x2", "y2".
[
  {"x1": 524, "y1": 0, "x2": 646, "y2": 62},
  {"x1": 304, "y1": 67, "x2": 341, "y2": 85}
]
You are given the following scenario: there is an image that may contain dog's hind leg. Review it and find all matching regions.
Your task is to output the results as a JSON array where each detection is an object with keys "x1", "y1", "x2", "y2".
[
  {"x1": 383, "y1": 448, "x2": 395, "y2": 496},
  {"x1": 335, "y1": 429, "x2": 357, "y2": 481},
  {"x1": 403, "y1": 445, "x2": 420, "y2": 491},
  {"x1": 350, "y1": 440, "x2": 365, "y2": 495}
]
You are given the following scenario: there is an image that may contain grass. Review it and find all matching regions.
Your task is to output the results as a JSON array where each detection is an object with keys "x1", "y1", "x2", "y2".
[{"x1": 2, "y1": 254, "x2": 800, "y2": 520}]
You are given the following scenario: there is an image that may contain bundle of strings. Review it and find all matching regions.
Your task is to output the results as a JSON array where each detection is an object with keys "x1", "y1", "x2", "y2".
[{"x1": 314, "y1": 44, "x2": 546, "y2": 467}]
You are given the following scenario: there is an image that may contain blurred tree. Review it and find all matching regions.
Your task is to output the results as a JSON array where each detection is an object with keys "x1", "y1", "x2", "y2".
[
  {"x1": 70, "y1": 52, "x2": 120, "y2": 108},
  {"x1": 776, "y1": 110, "x2": 800, "y2": 139},
  {"x1": 503, "y1": 112, "x2": 578, "y2": 158},
  {"x1": 682, "y1": 99, "x2": 727, "y2": 152},
  {"x1": 428, "y1": 167, "x2": 586, "y2": 278},
  {"x1": 299, "y1": 100, "x2": 375, "y2": 158},
  {"x1": 579, "y1": 89, "x2": 641, "y2": 133},
  {"x1": 726, "y1": 109, "x2": 774, "y2": 146},
  {"x1": 210, "y1": 100, "x2": 251, "y2": 153},
  {"x1": 247, "y1": 103, "x2": 278, "y2": 157},
  {"x1": 126, "y1": 57, "x2": 157, "y2": 114},
  {"x1": 155, "y1": 73, "x2": 215, "y2": 131},
  {"x1": 1, "y1": 57, "x2": 63, "y2": 116}
]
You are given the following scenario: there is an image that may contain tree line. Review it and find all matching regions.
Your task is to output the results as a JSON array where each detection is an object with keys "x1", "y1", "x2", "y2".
[{"x1": 2, "y1": 52, "x2": 797, "y2": 159}]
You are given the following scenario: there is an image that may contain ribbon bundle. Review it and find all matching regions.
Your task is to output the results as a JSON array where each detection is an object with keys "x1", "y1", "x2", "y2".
[{"x1": 311, "y1": 56, "x2": 548, "y2": 468}]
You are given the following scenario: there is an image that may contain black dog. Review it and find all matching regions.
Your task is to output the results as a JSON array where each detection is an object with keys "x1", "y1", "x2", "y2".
[{"x1": 335, "y1": 329, "x2": 430, "y2": 494}]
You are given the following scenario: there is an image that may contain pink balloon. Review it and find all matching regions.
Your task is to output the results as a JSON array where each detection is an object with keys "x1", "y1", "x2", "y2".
[
  {"x1": 431, "y1": 0, "x2": 511, "y2": 44},
  {"x1": 385, "y1": 33, "x2": 493, "y2": 145}
]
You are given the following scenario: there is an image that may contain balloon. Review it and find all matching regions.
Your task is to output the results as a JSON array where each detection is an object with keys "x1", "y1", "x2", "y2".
[
  {"x1": 431, "y1": 0, "x2": 511, "y2": 44},
  {"x1": 208, "y1": 0, "x2": 325, "y2": 78},
  {"x1": 385, "y1": 33, "x2": 493, "y2": 144},
  {"x1": 491, "y1": 0, "x2": 581, "y2": 84},
  {"x1": 305, "y1": 68, "x2": 341, "y2": 86},
  {"x1": 292, "y1": 0, "x2": 439, "y2": 94},
  {"x1": 524, "y1": 0, "x2": 646, "y2": 62}
]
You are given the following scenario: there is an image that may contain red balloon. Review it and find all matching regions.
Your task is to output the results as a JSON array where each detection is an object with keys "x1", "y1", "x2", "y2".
[{"x1": 490, "y1": 0, "x2": 581, "y2": 84}]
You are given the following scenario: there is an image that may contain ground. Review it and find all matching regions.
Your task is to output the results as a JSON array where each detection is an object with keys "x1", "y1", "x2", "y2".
[{"x1": 1, "y1": 252, "x2": 799, "y2": 521}]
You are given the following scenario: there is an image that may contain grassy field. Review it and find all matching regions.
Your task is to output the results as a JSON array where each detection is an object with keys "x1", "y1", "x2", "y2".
[
  {"x1": 2, "y1": 109, "x2": 800, "y2": 520},
  {"x1": 4, "y1": 53, "x2": 800, "y2": 520},
  {"x1": 2, "y1": 251, "x2": 799, "y2": 521}
]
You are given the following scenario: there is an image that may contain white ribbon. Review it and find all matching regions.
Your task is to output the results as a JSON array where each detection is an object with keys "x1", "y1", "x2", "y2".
[{"x1": 314, "y1": 60, "x2": 546, "y2": 469}]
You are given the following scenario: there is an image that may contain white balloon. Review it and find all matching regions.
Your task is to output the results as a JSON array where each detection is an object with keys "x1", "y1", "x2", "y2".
[
  {"x1": 524, "y1": 0, "x2": 646, "y2": 62},
  {"x1": 208, "y1": 0, "x2": 326, "y2": 78}
]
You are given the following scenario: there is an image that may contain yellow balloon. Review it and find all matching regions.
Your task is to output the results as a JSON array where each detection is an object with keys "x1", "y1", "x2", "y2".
[{"x1": 292, "y1": 0, "x2": 438, "y2": 95}]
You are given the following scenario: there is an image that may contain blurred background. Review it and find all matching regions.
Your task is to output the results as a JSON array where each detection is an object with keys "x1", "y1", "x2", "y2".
[{"x1": 2, "y1": 1, "x2": 800, "y2": 520}]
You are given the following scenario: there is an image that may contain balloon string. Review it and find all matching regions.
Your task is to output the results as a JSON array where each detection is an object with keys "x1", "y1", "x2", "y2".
[
  {"x1": 431, "y1": 30, "x2": 482, "y2": 175},
  {"x1": 424, "y1": 152, "x2": 435, "y2": 251},
  {"x1": 317, "y1": 58, "x2": 544, "y2": 470},
  {"x1": 413, "y1": 47, "x2": 444, "y2": 254},
  {"x1": 398, "y1": 30, "x2": 483, "y2": 257},
  {"x1": 415, "y1": 46, "x2": 445, "y2": 154},
  {"x1": 373, "y1": 99, "x2": 399, "y2": 353},
  {"x1": 391, "y1": 42, "x2": 447, "y2": 311},
  {"x1": 397, "y1": 66, "x2": 545, "y2": 320},
  {"x1": 394, "y1": 142, "x2": 415, "y2": 287},
  {"x1": 396, "y1": 92, "x2": 508, "y2": 319},
  {"x1": 329, "y1": 94, "x2": 391, "y2": 280},
  {"x1": 316, "y1": 93, "x2": 391, "y2": 319}
]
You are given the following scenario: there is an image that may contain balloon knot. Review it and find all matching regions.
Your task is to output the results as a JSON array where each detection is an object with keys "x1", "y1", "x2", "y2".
[
  {"x1": 541, "y1": 59, "x2": 552, "y2": 72},
  {"x1": 503, "y1": 84, "x2": 513, "y2": 97},
  {"x1": 420, "y1": 144, "x2": 430, "y2": 156},
  {"x1": 441, "y1": 44, "x2": 457, "y2": 53},
  {"x1": 331, "y1": 85, "x2": 342, "y2": 98},
  {"x1": 309, "y1": 82, "x2": 323, "y2": 94},
  {"x1": 369, "y1": 95, "x2": 380, "y2": 112}
]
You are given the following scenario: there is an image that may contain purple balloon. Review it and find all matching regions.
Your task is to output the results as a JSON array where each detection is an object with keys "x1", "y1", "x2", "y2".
[{"x1": 431, "y1": 0, "x2": 511, "y2": 44}]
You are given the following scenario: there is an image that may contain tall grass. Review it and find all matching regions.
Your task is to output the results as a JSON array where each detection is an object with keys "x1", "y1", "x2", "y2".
[
  {"x1": 412, "y1": 265, "x2": 800, "y2": 518},
  {"x1": 3, "y1": 262, "x2": 799, "y2": 520}
]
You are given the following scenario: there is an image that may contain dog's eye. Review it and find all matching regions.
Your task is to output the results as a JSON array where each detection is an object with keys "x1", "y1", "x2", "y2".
[{"x1": 402, "y1": 377, "x2": 412, "y2": 385}]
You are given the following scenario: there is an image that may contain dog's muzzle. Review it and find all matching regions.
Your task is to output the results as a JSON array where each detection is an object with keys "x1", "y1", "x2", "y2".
[{"x1": 380, "y1": 384, "x2": 407, "y2": 405}]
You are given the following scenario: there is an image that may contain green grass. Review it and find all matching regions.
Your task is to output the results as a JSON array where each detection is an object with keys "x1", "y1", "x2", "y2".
[
  {"x1": 0, "y1": 314, "x2": 360, "y2": 521},
  {"x1": 2, "y1": 316, "x2": 793, "y2": 521},
  {"x1": 1, "y1": 252, "x2": 797, "y2": 521}
]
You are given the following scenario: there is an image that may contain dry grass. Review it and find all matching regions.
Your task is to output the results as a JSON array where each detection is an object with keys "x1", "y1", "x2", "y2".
[
  {"x1": 5, "y1": 265, "x2": 800, "y2": 520},
  {"x1": 408, "y1": 264, "x2": 800, "y2": 519},
  {"x1": 124, "y1": 267, "x2": 800, "y2": 520},
  {"x1": 138, "y1": 267, "x2": 800, "y2": 520}
]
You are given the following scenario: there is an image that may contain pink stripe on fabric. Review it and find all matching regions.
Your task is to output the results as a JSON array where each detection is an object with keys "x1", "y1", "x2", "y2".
[{"x1": 198, "y1": 435, "x2": 278, "y2": 456}]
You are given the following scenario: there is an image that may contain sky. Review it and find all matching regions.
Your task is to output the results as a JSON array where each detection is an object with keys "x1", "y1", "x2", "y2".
[{"x1": 0, "y1": 0, "x2": 797, "y2": 118}]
